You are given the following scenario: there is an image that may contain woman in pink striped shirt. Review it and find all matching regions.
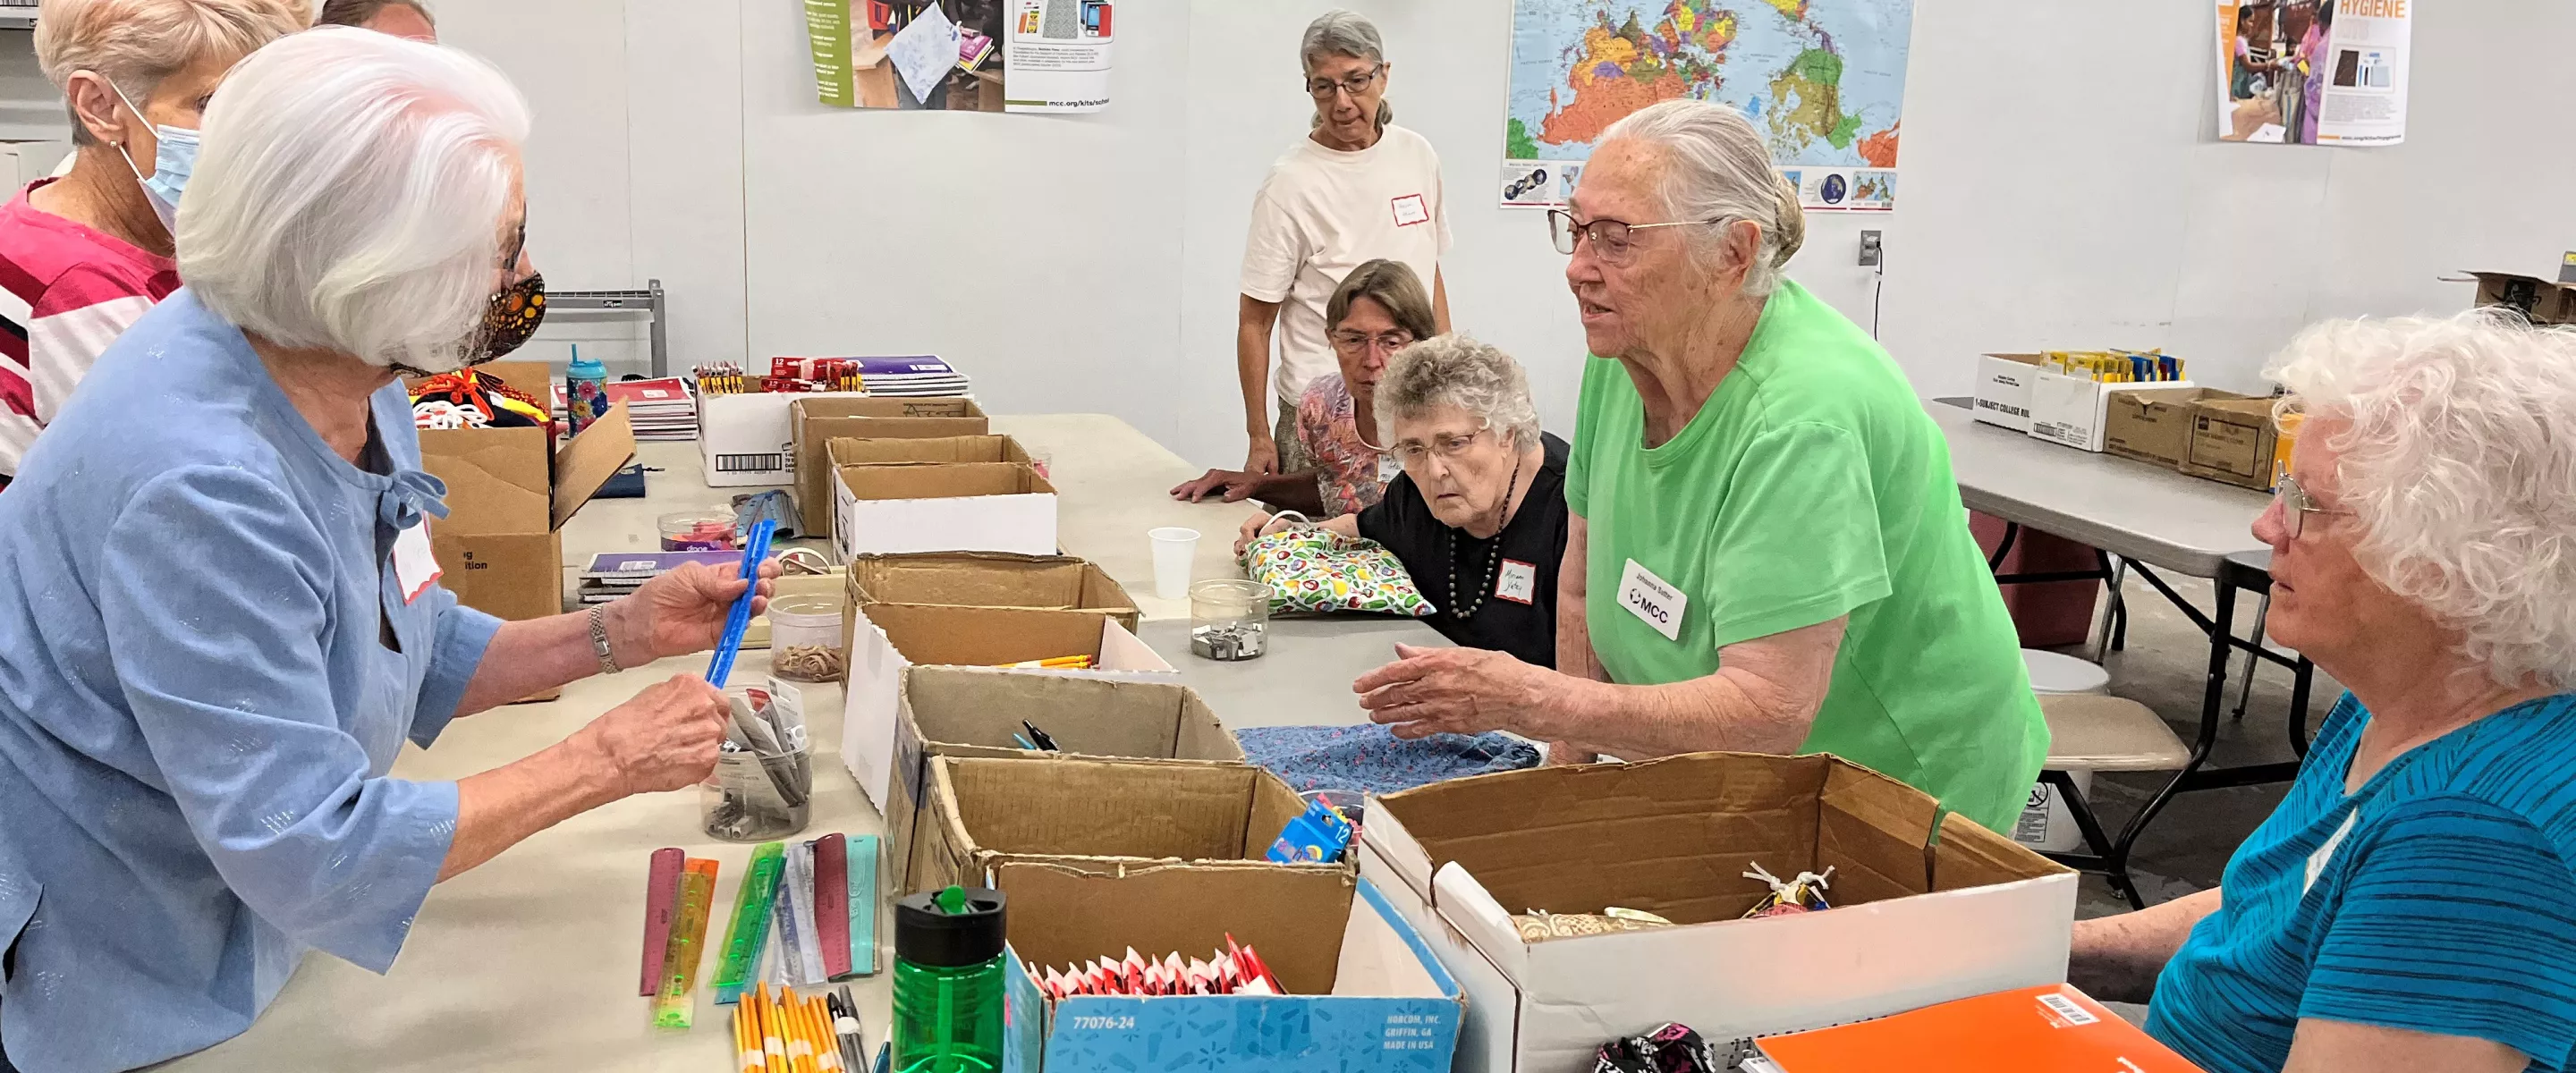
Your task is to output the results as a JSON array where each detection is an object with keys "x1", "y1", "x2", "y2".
[{"x1": 0, "y1": 0, "x2": 303, "y2": 486}]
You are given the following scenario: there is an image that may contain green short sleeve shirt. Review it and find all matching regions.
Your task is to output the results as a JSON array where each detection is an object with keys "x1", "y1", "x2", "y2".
[{"x1": 1566, "y1": 279, "x2": 2048, "y2": 833}]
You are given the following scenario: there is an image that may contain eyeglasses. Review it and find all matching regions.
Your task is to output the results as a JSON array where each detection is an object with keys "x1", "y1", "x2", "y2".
[
  {"x1": 1391, "y1": 424, "x2": 1490, "y2": 467},
  {"x1": 500, "y1": 219, "x2": 528, "y2": 272},
  {"x1": 1305, "y1": 64, "x2": 1382, "y2": 99},
  {"x1": 1547, "y1": 208, "x2": 1704, "y2": 266},
  {"x1": 2273, "y1": 469, "x2": 2351, "y2": 540},
  {"x1": 1329, "y1": 329, "x2": 1414, "y2": 353}
]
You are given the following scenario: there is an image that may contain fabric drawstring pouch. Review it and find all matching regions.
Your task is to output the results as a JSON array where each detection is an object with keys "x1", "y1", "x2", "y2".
[{"x1": 1241, "y1": 512, "x2": 1436, "y2": 616}]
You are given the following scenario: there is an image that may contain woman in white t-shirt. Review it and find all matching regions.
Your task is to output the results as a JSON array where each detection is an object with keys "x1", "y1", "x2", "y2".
[{"x1": 1226, "y1": 10, "x2": 1451, "y2": 481}]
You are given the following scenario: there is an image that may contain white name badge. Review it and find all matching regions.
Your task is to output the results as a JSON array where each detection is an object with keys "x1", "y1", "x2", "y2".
[
  {"x1": 1616, "y1": 558, "x2": 1685, "y2": 641},
  {"x1": 391, "y1": 521, "x2": 442, "y2": 604},
  {"x1": 1390, "y1": 193, "x2": 1430, "y2": 227},
  {"x1": 1495, "y1": 559, "x2": 1538, "y2": 604},
  {"x1": 1376, "y1": 452, "x2": 1401, "y2": 485}
]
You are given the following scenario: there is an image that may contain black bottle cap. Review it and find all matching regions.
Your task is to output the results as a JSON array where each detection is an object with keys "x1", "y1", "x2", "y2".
[{"x1": 894, "y1": 885, "x2": 1007, "y2": 967}]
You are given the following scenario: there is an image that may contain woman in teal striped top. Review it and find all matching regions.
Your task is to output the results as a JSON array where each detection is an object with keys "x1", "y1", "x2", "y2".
[{"x1": 2072, "y1": 310, "x2": 2576, "y2": 1073}]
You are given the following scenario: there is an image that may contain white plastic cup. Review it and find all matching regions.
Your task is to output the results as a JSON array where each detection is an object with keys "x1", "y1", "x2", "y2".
[{"x1": 1148, "y1": 527, "x2": 1200, "y2": 600}]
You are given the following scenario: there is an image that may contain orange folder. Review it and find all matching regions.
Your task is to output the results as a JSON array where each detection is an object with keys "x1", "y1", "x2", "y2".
[{"x1": 1751, "y1": 984, "x2": 2206, "y2": 1072}]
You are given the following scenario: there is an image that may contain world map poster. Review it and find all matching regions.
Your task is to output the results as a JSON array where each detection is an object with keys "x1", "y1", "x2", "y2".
[{"x1": 1500, "y1": 0, "x2": 1914, "y2": 211}]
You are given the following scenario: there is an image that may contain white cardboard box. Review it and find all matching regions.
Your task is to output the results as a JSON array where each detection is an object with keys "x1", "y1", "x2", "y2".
[
  {"x1": 1971, "y1": 353, "x2": 2044, "y2": 432},
  {"x1": 831, "y1": 461, "x2": 1057, "y2": 562},
  {"x1": 698, "y1": 391, "x2": 870, "y2": 486},
  {"x1": 838, "y1": 603, "x2": 1176, "y2": 811},
  {"x1": 2027, "y1": 371, "x2": 2195, "y2": 452},
  {"x1": 1356, "y1": 753, "x2": 2077, "y2": 1073}
]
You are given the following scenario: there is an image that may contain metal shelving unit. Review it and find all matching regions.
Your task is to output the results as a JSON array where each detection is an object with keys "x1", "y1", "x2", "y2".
[{"x1": 549, "y1": 278, "x2": 668, "y2": 377}]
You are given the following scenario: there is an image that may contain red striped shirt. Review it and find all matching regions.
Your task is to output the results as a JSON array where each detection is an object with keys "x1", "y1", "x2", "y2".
[{"x1": 0, "y1": 178, "x2": 180, "y2": 477}]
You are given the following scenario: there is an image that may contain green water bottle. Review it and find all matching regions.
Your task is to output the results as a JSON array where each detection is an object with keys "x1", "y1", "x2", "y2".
[{"x1": 893, "y1": 885, "x2": 1007, "y2": 1073}]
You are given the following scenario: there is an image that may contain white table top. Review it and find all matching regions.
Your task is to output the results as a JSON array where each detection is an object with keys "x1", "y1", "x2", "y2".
[
  {"x1": 166, "y1": 413, "x2": 1445, "y2": 1072},
  {"x1": 1928, "y1": 400, "x2": 2271, "y2": 578}
]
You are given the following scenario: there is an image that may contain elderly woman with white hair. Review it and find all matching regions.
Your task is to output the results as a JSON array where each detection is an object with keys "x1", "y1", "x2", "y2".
[
  {"x1": 1352, "y1": 98, "x2": 2046, "y2": 835},
  {"x1": 1231, "y1": 9, "x2": 1451, "y2": 482},
  {"x1": 0, "y1": 30, "x2": 761, "y2": 1072},
  {"x1": 0, "y1": 0, "x2": 306, "y2": 487},
  {"x1": 1237, "y1": 333, "x2": 1572, "y2": 668},
  {"x1": 2072, "y1": 312, "x2": 2576, "y2": 1073}
]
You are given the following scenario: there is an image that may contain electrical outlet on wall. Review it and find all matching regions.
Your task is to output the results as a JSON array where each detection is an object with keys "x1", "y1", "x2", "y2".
[{"x1": 1858, "y1": 230, "x2": 1883, "y2": 267}]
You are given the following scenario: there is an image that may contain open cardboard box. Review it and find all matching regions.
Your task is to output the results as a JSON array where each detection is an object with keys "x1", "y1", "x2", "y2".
[
  {"x1": 831, "y1": 462, "x2": 1055, "y2": 562},
  {"x1": 843, "y1": 550, "x2": 1137, "y2": 635},
  {"x1": 827, "y1": 433, "x2": 1031, "y2": 469},
  {"x1": 912, "y1": 755, "x2": 1330, "y2": 894},
  {"x1": 419, "y1": 360, "x2": 636, "y2": 626},
  {"x1": 997, "y1": 862, "x2": 1462, "y2": 1073},
  {"x1": 2468, "y1": 269, "x2": 2576, "y2": 325},
  {"x1": 1358, "y1": 752, "x2": 2077, "y2": 1073},
  {"x1": 881, "y1": 667, "x2": 1245, "y2": 895},
  {"x1": 699, "y1": 390, "x2": 869, "y2": 488},
  {"x1": 790, "y1": 396, "x2": 987, "y2": 520},
  {"x1": 1970, "y1": 353, "x2": 2044, "y2": 433},
  {"x1": 839, "y1": 603, "x2": 1175, "y2": 811},
  {"x1": 2100, "y1": 386, "x2": 2244, "y2": 469},
  {"x1": 2181, "y1": 396, "x2": 2287, "y2": 491},
  {"x1": 2027, "y1": 369, "x2": 2197, "y2": 452}
]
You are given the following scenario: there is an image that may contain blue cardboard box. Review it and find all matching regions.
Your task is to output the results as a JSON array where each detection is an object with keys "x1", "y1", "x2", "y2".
[{"x1": 995, "y1": 863, "x2": 1462, "y2": 1073}]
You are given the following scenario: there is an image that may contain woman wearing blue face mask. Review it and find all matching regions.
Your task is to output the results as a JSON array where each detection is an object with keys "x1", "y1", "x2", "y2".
[{"x1": 0, "y1": 0, "x2": 306, "y2": 489}]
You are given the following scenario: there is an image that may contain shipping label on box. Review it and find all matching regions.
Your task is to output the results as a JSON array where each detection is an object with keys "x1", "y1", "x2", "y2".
[
  {"x1": 2180, "y1": 397, "x2": 2284, "y2": 490},
  {"x1": 832, "y1": 461, "x2": 1055, "y2": 562},
  {"x1": 881, "y1": 666, "x2": 1241, "y2": 893},
  {"x1": 1357, "y1": 752, "x2": 2075, "y2": 1073},
  {"x1": 2100, "y1": 386, "x2": 2238, "y2": 469},
  {"x1": 1971, "y1": 353, "x2": 2045, "y2": 433},
  {"x1": 912, "y1": 755, "x2": 1324, "y2": 894},
  {"x1": 997, "y1": 865, "x2": 1462, "y2": 1073},
  {"x1": 838, "y1": 603, "x2": 1175, "y2": 812}
]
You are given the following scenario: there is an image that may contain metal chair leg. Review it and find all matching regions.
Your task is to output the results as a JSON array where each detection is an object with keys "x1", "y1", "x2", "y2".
[
  {"x1": 2044, "y1": 768, "x2": 2140, "y2": 910},
  {"x1": 2231, "y1": 591, "x2": 2271, "y2": 722}
]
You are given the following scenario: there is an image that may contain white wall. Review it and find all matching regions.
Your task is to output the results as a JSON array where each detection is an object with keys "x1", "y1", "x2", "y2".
[{"x1": 19, "y1": 0, "x2": 2545, "y2": 465}]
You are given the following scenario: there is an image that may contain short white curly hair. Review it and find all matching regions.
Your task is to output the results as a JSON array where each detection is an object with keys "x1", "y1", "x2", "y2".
[
  {"x1": 2269, "y1": 308, "x2": 2576, "y2": 690},
  {"x1": 1380, "y1": 334, "x2": 1543, "y2": 452}
]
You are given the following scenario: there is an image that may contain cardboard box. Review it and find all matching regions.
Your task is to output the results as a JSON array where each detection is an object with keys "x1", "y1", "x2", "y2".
[
  {"x1": 1970, "y1": 353, "x2": 2045, "y2": 432},
  {"x1": 826, "y1": 433, "x2": 1030, "y2": 469},
  {"x1": 2469, "y1": 270, "x2": 2576, "y2": 325},
  {"x1": 1357, "y1": 752, "x2": 2077, "y2": 1073},
  {"x1": 2027, "y1": 370, "x2": 2197, "y2": 452},
  {"x1": 2181, "y1": 396, "x2": 2284, "y2": 490},
  {"x1": 880, "y1": 667, "x2": 1245, "y2": 893},
  {"x1": 419, "y1": 361, "x2": 636, "y2": 624},
  {"x1": 832, "y1": 462, "x2": 1056, "y2": 562},
  {"x1": 790, "y1": 396, "x2": 987, "y2": 520},
  {"x1": 844, "y1": 551, "x2": 1137, "y2": 630},
  {"x1": 839, "y1": 603, "x2": 1177, "y2": 809},
  {"x1": 912, "y1": 755, "x2": 1323, "y2": 893},
  {"x1": 2099, "y1": 386, "x2": 2243, "y2": 469},
  {"x1": 997, "y1": 863, "x2": 1463, "y2": 1073},
  {"x1": 699, "y1": 390, "x2": 869, "y2": 488}
]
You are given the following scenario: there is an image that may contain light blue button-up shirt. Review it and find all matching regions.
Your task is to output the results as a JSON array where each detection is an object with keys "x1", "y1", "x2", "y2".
[{"x1": 0, "y1": 289, "x2": 502, "y2": 1073}]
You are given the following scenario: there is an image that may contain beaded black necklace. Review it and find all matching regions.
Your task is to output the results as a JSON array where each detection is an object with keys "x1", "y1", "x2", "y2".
[{"x1": 1443, "y1": 453, "x2": 1524, "y2": 621}]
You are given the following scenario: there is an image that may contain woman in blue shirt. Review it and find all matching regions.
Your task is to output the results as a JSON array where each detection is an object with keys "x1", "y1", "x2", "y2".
[
  {"x1": 0, "y1": 31, "x2": 767, "y2": 1073},
  {"x1": 2071, "y1": 310, "x2": 2576, "y2": 1073}
]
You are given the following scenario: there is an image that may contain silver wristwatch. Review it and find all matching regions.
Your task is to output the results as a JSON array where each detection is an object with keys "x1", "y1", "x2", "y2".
[{"x1": 588, "y1": 604, "x2": 623, "y2": 674}]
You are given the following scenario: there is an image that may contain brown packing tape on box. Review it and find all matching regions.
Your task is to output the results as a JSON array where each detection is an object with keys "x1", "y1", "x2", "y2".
[
  {"x1": 791, "y1": 395, "x2": 987, "y2": 519},
  {"x1": 996, "y1": 860, "x2": 1357, "y2": 998},
  {"x1": 884, "y1": 667, "x2": 1243, "y2": 891},
  {"x1": 2180, "y1": 397, "x2": 2283, "y2": 491},
  {"x1": 845, "y1": 551, "x2": 1138, "y2": 629},
  {"x1": 913, "y1": 755, "x2": 1321, "y2": 895},
  {"x1": 1371, "y1": 752, "x2": 2065, "y2": 926}
]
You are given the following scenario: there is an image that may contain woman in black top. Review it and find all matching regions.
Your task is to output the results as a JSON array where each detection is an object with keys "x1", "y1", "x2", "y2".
[{"x1": 1236, "y1": 334, "x2": 1568, "y2": 667}]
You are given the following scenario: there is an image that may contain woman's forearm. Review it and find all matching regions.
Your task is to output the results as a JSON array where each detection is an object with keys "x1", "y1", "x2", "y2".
[
  {"x1": 1237, "y1": 296, "x2": 1282, "y2": 439},
  {"x1": 453, "y1": 603, "x2": 653, "y2": 717},
  {"x1": 439, "y1": 732, "x2": 623, "y2": 881},
  {"x1": 1538, "y1": 671, "x2": 1809, "y2": 760},
  {"x1": 2069, "y1": 888, "x2": 2222, "y2": 1003}
]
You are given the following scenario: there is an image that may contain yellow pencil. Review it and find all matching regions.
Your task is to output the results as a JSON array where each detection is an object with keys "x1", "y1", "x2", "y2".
[
  {"x1": 736, "y1": 1000, "x2": 763, "y2": 1073},
  {"x1": 758, "y1": 984, "x2": 788, "y2": 1073},
  {"x1": 785, "y1": 987, "x2": 816, "y2": 1073},
  {"x1": 805, "y1": 996, "x2": 840, "y2": 1072}
]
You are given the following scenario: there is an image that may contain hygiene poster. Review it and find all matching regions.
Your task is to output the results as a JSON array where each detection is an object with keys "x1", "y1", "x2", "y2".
[
  {"x1": 2216, "y1": 0, "x2": 2410, "y2": 145},
  {"x1": 803, "y1": 0, "x2": 1108, "y2": 113}
]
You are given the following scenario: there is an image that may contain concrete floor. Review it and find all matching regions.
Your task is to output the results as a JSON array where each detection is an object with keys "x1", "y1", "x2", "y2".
[{"x1": 2056, "y1": 569, "x2": 2338, "y2": 917}]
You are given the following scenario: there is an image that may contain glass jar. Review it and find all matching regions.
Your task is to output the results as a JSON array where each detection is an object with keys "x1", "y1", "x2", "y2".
[
  {"x1": 702, "y1": 685, "x2": 810, "y2": 841},
  {"x1": 1188, "y1": 579, "x2": 1272, "y2": 662},
  {"x1": 767, "y1": 594, "x2": 844, "y2": 682},
  {"x1": 659, "y1": 510, "x2": 740, "y2": 551}
]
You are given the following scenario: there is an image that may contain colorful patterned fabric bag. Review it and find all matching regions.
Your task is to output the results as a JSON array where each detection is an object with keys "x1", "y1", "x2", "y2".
[{"x1": 1242, "y1": 523, "x2": 1435, "y2": 616}]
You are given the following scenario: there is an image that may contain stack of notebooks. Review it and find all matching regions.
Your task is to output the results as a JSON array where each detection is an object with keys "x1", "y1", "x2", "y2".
[
  {"x1": 606, "y1": 377, "x2": 699, "y2": 440},
  {"x1": 1743, "y1": 984, "x2": 2204, "y2": 1072},
  {"x1": 846, "y1": 355, "x2": 970, "y2": 397},
  {"x1": 577, "y1": 551, "x2": 742, "y2": 605}
]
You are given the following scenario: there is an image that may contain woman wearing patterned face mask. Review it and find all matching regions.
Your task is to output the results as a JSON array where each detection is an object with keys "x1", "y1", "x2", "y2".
[
  {"x1": 0, "y1": 0, "x2": 307, "y2": 489},
  {"x1": 0, "y1": 30, "x2": 767, "y2": 1072}
]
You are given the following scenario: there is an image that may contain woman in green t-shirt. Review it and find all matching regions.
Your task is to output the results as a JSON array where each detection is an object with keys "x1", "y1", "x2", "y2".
[{"x1": 1352, "y1": 99, "x2": 2047, "y2": 834}]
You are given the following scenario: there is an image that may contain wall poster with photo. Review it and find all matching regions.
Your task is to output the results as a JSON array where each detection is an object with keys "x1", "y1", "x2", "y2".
[
  {"x1": 805, "y1": 0, "x2": 1109, "y2": 114},
  {"x1": 2216, "y1": 0, "x2": 2409, "y2": 146}
]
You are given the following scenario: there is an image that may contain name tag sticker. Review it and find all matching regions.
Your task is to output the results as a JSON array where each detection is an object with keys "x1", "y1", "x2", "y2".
[
  {"x1": 1495, "y1": 560, "x2": 1538, "y2": 604},
  {"x1": 1390, "y1": 193, "x2": 1430, "y2": 227},
  {"x1": 1617, "y1": 558, "x2": 1685, "y2": 641},
  {"x1": 392, "y1": 522, "x2": 442, "y2": 604}
]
